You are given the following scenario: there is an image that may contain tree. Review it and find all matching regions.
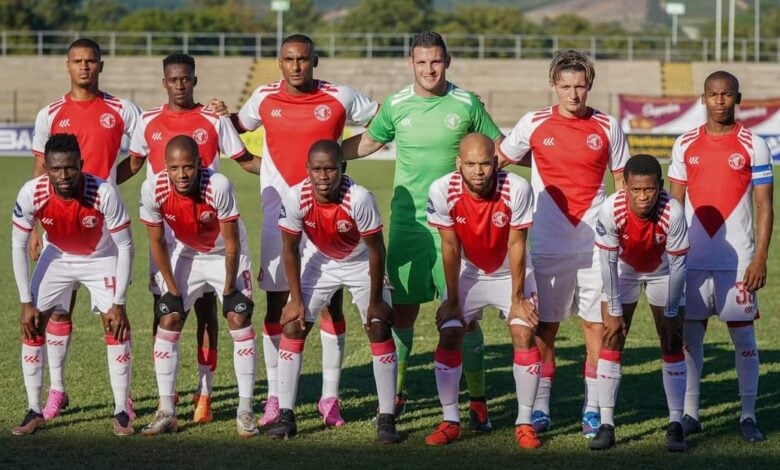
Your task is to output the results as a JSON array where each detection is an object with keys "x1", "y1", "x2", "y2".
[
  {"x1": 436, "y1": 5, "x2": 538, "y2": 34},
  {"x1": 338, "y1": 0, "x2": 434, "y2": 33},
  {"x1": 258, "y1": 0, "x2": 323, "y2": 35}
]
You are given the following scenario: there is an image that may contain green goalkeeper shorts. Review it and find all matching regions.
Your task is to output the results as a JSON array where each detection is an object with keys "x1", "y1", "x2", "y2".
[{"x1": 386, "y1": 229, "x2": 445, "y2": 305}]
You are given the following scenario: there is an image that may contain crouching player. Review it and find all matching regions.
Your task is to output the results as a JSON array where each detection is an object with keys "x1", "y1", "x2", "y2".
[
  {"x1": 425, "y1": 133, "x2": 541, "y2": 448},
  {"x1": 11, "y1": 133, "x2": 135, "y2": 436},
  {"x1": 139, "y1": 136, "x2": 258, "y2": 438},
  {"x1": 268, "y1": 140, "x2": 400, "y2": 444},
  {"x1": 592, "y1": 155, "x2": 688, "y2": 451}
]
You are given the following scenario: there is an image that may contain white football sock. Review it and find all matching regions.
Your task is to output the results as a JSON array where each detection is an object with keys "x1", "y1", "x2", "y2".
[
  {"x1": 153, "y1": 328, "x2": 180, "y2": 413},
  {"x1": 230, "y1": 326, "x2": 257, "y2": 414},
  {"x1": 320, "y1": 317, "x2": 345, "y2": 400},
  {"x1": 105, "y1": 333, "x2": 131, "y2": 415},
  {"x1": 534, "y1": 362, "x2": 555, "y2": 415},
  {"x1": 277, "y1": 336, "x2": 305, "y2": 410},
  {"x1": 584, "y1": 362, "x2": 599, "y2": 414},
  {"x1": 662, "y1": 354, "x2": 686, "y2": 423},
  {"x1": 196, "y1": 348, "x2": 217, "y2": 397},
  {"x1": 22, "y1": 337, "x2": 45, "y2": 413},
  {"x1": 262, "y1": 321, "x2": 282, "y2": 398},
  {"x1": 513, "y1": 348, "x2": 541, "y2": 425},
  {"x1": 683, "y1": 320, "x2": 706, "y2": 420},
  {"x1": 45, "y1": 319, "x2": 72, "y2": 392},
  {"x1": 729, "y1": 324, "x2": 759, "y2": 422},
  {"x1": 597, "y1": 350, "x2": 622, "y2": 426},
  {"x1": 434, "y1": 346, "x2": 462, "y2": 423},
  {"x1": 370, "y1": 339, "x2": 397, "y2": 415}
]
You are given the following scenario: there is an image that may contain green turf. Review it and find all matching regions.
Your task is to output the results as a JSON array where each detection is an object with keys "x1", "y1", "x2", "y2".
[{"x1": 0, "y1": 157, "x2": 778, "y2": 469}]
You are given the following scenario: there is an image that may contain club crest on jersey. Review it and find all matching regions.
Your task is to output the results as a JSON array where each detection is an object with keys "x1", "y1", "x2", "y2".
[
  {"x1": 199, "y1": 210, "x2": 215, "y2": 224},
  {"x1": 192, "y1": 128, "x2": 209, "y2": 145},
  {"x1": 586, "y1": 133, "x2": 603, "y2": 151},
  {"x1": 99, "y1": 113, "x2": 116, "y2": 129},
  {"x1": 336, "y1": 220, "x2": 353, "y2": 233},
  {"x1": 654, "y1": 233, "x2": 667, "y2": 244},
  {"x1": 444, "y1": 113, "x2": 461, "y2": 130},
  {"x1": 82, "y1": 215, "x2": 98, "y2": 228},
  {"x1": 491, "y1": 211, "x2": 508, "y2": 228},
  {"x1": 314, "y1": 105, "x2": 332, "y2": 122},
  {"x1": 728, "y1": 153, "x2": 746, "y2": 170}
]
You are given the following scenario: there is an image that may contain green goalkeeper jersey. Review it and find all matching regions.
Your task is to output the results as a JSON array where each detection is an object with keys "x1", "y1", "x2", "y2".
[{"x1": 367, "y1": 82, "x2": 501, "y2": 233}]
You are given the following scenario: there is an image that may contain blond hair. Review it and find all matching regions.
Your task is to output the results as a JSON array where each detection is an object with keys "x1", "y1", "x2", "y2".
[{"x1": 549, "y1": 50, "x2": 595, "y2": 86}]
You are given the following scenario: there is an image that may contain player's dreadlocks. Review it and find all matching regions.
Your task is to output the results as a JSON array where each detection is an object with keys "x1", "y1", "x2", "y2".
[{"x1": 548, "y1": 50, "x2": 595, "y2": 86}]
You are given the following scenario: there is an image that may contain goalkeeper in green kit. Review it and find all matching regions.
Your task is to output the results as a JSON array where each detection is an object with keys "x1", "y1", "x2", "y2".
[{"x1": 342, "y1": 31, "x2": 502, "y2": 430}]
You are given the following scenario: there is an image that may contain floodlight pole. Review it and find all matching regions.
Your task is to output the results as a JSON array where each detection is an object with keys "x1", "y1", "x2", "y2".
[
  {"x1": 755, "y1": 0, "x2": 760, "y2": 62},
  {"x1": 276, "y1": 10, "x2": 283, "y2": 56},
  {"x1": 715, "y1": 0, "x2": 722, "y2": 62},
  {"x1": 727, "y1": 0, "x2": 735, "y2": 62}
]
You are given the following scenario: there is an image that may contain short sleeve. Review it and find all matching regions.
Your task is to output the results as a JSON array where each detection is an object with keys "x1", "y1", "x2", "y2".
[
  {"x1": 508, "y1": 174, "x2": 533, "y2": 229},
  {"x1": 217, "y1": 116, "x2": 248, "y2": 159},
  {"x1": 499, "y1": 113, "x2": 533, "y2": 164},
  {"x1": 128, "y1": 118, "x2": 149, "y2": 158},
  {"x1": 210, "y1": 174, "x2": 240, "y2": 222},
  {"x1": 139, "y1": 179, "x2": 162, "y2": 226},
  {"x1": 469, "y1": 95, "x2": 501, "y2": 140},
  {"x1": 751, "y1": 135, "x2": 773, "y2": 186},
  {"x1": 665, "y1": 199, "x2": 689, "y2": 255},
  {"x1": 350, "y1": 186, "x2": 383, "y2": 235},
  {"x1": 98, "y1": 183, "x2": 131, "y2": 232},
  {"x1": 237, "y1": 87, "x2": 265, "y2": 132},
  {"x1": 32, "y1": 107, "x2": 52, "y2": 157},
  {"x1": 278, "y1": 187, "x2": 303, "y2": 234},
  {"x1": 668, "y1": 136, "x2": 688, "y2": 184},
  {"x1": 121, "y1": 99, "x2": 143, "y2": 140},
  {"x1": 607, "y1": 115, "x2": 629, "y2": 173},
  {"x1": 366, "y1": 97, "x2": 395, "y2": 144},
  {"x1": 594, "y1": 196, "x2": 620, "y2": 251},
  {"x1": 426, "y1": 176, "x2": 454, "y2": 229},
  {"x1": 345, "y1": 86, "x2": 379, "y2": 126}
]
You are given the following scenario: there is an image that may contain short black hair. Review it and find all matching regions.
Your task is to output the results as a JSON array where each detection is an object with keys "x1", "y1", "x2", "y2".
[
  {"x1": 308, "y1": 139, "x2": 343, "y2": 162},
  {"x1": 44, "y1": 133, "x2": 81, "y2": 158},
  {"x1": 163, "y1": 53, "x2": 195, "y2": 72},
  {"x1": 166, "y1": 135, "x2": 200, "y2": 162},
  {"x1": 624, "y1": 154, "x2": 662, "y2": 183},
  {"x1": 704, "y1": 70, "x2": 739, "y2": 93},
  {"x1": 410, "y1": 31, "x2": 447, "y2": 56},
  {"x1": 282, "y1": 34, "x2": 314, "y2": 49},
  {"x1": 68, "y1": 38, "x2": 101, "y2": 59}
]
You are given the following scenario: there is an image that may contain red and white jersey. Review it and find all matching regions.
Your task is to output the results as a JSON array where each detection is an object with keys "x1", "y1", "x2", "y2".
[
  {"x1": 139, "y1": 168, "x2": 248, "y2": 256},
  {"x1": 278, "y1": 175, "x2": 383, "y2": 262},
  {"x1": 238, "y1": 79, "x2": 378, "y2": 191},
  {"x1": 427, "y1": 170, "x2": 534, "y2": 279},
  {"x1": 129, "y1": 103, "x2": 247, "y2": 181},
  {"x1": 12, "y1": 173, "x2": 131, "y2": 258},
  {"x1": 499, "y1": 106, "x2": 629, "y2": 255},
  {"x1": 33, "y1": 92, "x2": 142, "y2": 182},
  {"x1": 669, "y1": 124, "x2": 773, "y2": 270},
  {"x1": 595, "y1": 189, "x2": 688, "y2": 276}
]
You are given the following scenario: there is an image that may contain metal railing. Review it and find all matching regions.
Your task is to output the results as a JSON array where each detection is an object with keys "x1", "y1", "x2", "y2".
[{"x1": 1, "y1": 30, "x2": 779, "y2": 62}]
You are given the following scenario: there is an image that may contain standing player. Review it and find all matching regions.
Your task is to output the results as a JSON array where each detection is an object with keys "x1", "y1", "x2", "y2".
[
  {"x1": 29, "y1": 38, "x2": 142, "y2": 422},
  {"x1": 234, "y1": 34, "x2": 379, "y2": 427},
  {"x1": 11, "y1": 134, "x2": 135, "y2": 436},
  {"x1": 124, "y1": 53, "x2": 260, "y2": 424},
  {"x1": 669, "y1": 71, "x2": 773, "y2": 443},
  {"x1": 342, "y1": 31, "x2": 502, "y2": 427},
  {"x1": 593, "y1": 155, "x2": 689, "y2": 451},
  {"x1": 425, "y1": 133, "x2": 541, "y2": 448},
  {"x1": 139, "y1": 136, "x2": 258, "y2": 438},
  {"x1": 498, "y1": 50, "x2": 629, "y2": 437},
  {"x1": 268, "y1": 140, "x2": 400, "y2": 443}
]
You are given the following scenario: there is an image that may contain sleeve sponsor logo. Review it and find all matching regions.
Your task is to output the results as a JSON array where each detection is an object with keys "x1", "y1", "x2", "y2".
[
  {"x1": 13, "y1": 202, "x2": 22, "y2": 218},
  {"x1": 596, "y1": 220, "x2": 607, "y2": 236}
]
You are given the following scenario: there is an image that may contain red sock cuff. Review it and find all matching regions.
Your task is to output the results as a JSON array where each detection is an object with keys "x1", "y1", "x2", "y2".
[
  {"x1": 230, "y1": 326, "x2": 256, "y2": 342},
  {"x1": 434, "y1": 347, "x2": 462, "y2": 367},
  {"x1": 156, "y1": 328, "x2": 180, "y2": 343},
  {"x1": 280, "y1": 336, "x2": 305, "y2": 353},
  {"x1": 662, "y1": 353, "x2": 685, "y2": 363},
  {"x1": 263, "y1": 321, "x2": 283, "y2": 336},
  {"x1": 104, "y1": 333, "x2": 130, "y2": 346},
  {"x1": 198, "y1": 347, "x2": 219, "y2": 369},
  {"x1": 370, "y1": 339, "x2": 396, "y2": 356},
  {"x1": 46, "y1": 319, "x2": 72, "y2": 336},
  {"x1": 599, "y1": 349, "x2": 622, "y2": 363},
  {"x1": 321, "y1": 317, "x2": 346, "y2": 335},
  {"x1": 584, "y1": 362, "x2": 597, "y2": 378},
  {"x1": 541, "y1": 361, "x2": 556, "y2": 379},
  {"x1": 23, "y1": 336, "x2": 45, "y2": 347},
  {"x1": 513, "y1": 347, "x2": 541, "y2": 366}
]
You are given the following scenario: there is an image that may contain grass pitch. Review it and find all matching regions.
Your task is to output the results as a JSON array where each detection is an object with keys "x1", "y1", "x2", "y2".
[{"x1": 0, "y1": 157, "x2": 778, "y2": 469}]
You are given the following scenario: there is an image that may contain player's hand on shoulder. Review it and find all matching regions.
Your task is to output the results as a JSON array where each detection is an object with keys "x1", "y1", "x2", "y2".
[
  {"x1": 743, "y1": 256, "x2": 768, "y2": 292},
  {"x1": 206, "y1": 98, "x2": 229, "y2": 116},
  {"x1": 223, "y1": 289, "x2": 254, "y2": 317},
  {"x1": 19, "y1": 303, "x2": 41, "y2": 340},
  {"x1": 281, "y1": 298, "x2": 305, "y2": 329},
  {"x1": 435, "y1": 299, "x2": 464, "y2": 329},
  {"x1": 105, "y1": 304, "x2": 130, "y2": 343},
  {"x1": 366, "y1": 301, "x2": 394, "y2": 328},
  {"x1": 508, "y1": 298, "x2": 538, "y2": 328}
]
